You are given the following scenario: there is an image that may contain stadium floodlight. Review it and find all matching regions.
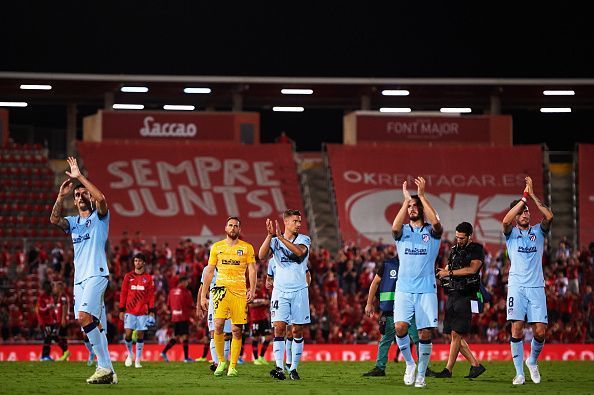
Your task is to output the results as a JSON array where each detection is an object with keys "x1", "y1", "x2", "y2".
[
  {"x1": 163, "y1": 104, "x2": 195, "y2": 111},
  {"x1": 121, "y1": 86, "x2": 149, "y2": 93},
  {"x1": 379, "y1": 107, "x2": 412, "y2": 113},
  {"x1": 440, "y1": 107, "x2": 472, "y2": 113},
  {"x1": 0, "y1": 101, "x2": 28, "y2": 107},
  {"x1": 20, "y1": 84, "x2": 52, "y2": 90},
  {"x1": 381, "y1": 89, "x2": 410, "y2": 96},
  {"x1": 184, "y1": 87, "x2": 212, "y2": 94},
  {"x1": 281, "y1": 89, "x2": 313, "y2": 95},
  {"x1": 273, "y1": 106, "x2": 304, "y2": 112},
  {"x1": 540, "y1": 107, "x2": 572, "y2": 113},
  {"x1": 113, "y1": 103, "x2": 144, "y2": 110},
  {"x1": 543, "y1": 90, "x2": 575, "y2": 96}
]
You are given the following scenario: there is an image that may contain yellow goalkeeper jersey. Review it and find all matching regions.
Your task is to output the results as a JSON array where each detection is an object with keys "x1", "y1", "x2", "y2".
[{"x1": 208, "y1": 239, "x2": 255, "y2": 296}]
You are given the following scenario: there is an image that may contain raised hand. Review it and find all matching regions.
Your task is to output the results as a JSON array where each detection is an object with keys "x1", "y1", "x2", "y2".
[
  {"x1": 402, "y1": 181, "x2": 411, "y2": 201},
  {"x1": 274, "y1": 220, "x2": 283, "y2": 238},
  {"x1": 265, "y1": 218, "x2": 275, "y2": 236},
  {"x1": 65, "y1": 157, "x2": 82, "y2": 179},
  {"x1": 525, "y1": 176, "x2": 534, "y2": 196},
  {"x1": 414, "y1": 176, "x2": 426, "y2": 197},
  {"x1": 58, "y1": 178, "x2": 73, "y2": 198}
]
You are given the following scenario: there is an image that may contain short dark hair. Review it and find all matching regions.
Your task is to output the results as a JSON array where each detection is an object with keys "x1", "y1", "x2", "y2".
[
  {"x1": 226, "y1": 216, "x2": 241, "y2": 225},
  {"x1": 509, "y1": 199, "x2": 525, "y2": 210},
  {"x1": 133, "y1": 253, "x2": 146, "y2": 262},
  {"x1": 455, "y1": 221, "x2": 473, "y2": 236},
  {"x1": 178, "y1": 275, "x2": 189, "y2": 283},
  {"x1": 283, "y1": 209, "x2": 301, "y2": 219},
  {"x1": 73, "y1": 184, "x2": 85, "y2": 192}
]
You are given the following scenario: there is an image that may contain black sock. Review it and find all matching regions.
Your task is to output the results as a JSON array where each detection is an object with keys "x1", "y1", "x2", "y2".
[
  {"x1": 252, "y1": 340, "x2": 259, "y2": 359},
  {"x1": 163, "y1": 338, "x2": 176, "y2": 353},
  {"x1": 42, "y1": 341, "x2": 51, "y2": 358},
  {"x1": 58, "y1": 338, "x2": 68, "y2": 352},
  {"x1": 260, "y1": 340, "x2": 270, "y2": 357},
  {"x1": 201, "y1": 342, "x2": 209, "y2": 358},
  {"x1": 183, "y1": 340, "x2": 189, "y2": 359}
]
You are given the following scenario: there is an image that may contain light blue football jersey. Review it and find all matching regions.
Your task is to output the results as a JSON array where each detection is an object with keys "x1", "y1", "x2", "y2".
[
  {"x1": 267, "y1": 258, "x2": 276, "y2": 277},
  {"x1": 200, "y1": 266, "x2": 218, "y2": 290},
  {"x1": 394, "y1": 223, "x2": 441, "y2": 293},
  {"x1": 505, "y1": 224, "x2": 547, "y2": 287},
  {"x1": 65, "y1": 210, "x2": 110, "y2": 284},
  {"x1": 269, "y1": 234, "x2": 310, "y2": 292}
]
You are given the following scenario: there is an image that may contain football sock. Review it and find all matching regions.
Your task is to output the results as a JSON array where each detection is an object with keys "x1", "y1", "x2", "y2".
[
  {"x1": 214, "y1": 332, "x2": 225, "y2": 362},
  {"x1": 224, "y1": 339, "x2": 231, "y2": 361},
  {"x1": 99, "y1": 329, "x2": 114, "y2": 371},
  {"x1": 201, "y1": 342, "x2": 209, "y2": 358},
  {"x1": 260, "y1": 340, "x2": 270, "y2": 357},
  {"x1": 136, "y1": 339, "x2": 144, "y2": 362},
  {"x1": 125, "y1": 339, "x2": 133, "y2": 357},
  {"x1": 528, "y1": 338, "x2": 544, "y2": 365},
  {"x1": 83, "y1": 323, "x2": 109, "y2": 369},
  {"x1": 183, "y1": 339, "x2": 189, "y2": 359},
  {"x1": 83, "y1": 339, "x2": 94, "y2": 355},
  {"x1": 273, "y1": 336, "x2": 286, "y2": 369},
  {"x1": 291, "y1": 337, "x2": 304, "y2": 371},
  {"x1": 510, "y1": 337, "x2": 524, "y2": 376},
  {"x1": 210, "y1": 338, "x2": 219, "y2": 364},
  {"x1": 395, "y1": 333, "x2": 415, "y2": 365},
  {"x1": 286, "y1": 337, "x2": 293, "y2": 365},
  {"x1": 252, "y1": 340, "x2": 259, "y2": 360},
  {"x1": 417, "y1": 340, "x2": 432, "y2": 378},
  {"x1": 229, "y1": 337, "x2": 242, "y2": 369},
  {"x1": 163, "y1": 338, "x2": 176, "y2": 353}
]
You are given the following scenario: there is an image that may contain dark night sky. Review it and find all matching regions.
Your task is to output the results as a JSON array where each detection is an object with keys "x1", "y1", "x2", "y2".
[{"x1": 2, "y1": 2, "x2": 594, "y2": 152}]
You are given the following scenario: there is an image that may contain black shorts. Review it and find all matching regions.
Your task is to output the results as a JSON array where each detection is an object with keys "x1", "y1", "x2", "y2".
[
  {"x1": 43, "y1": 324, "x2": 58, "y2": 338},
  {"x1": 443, "y1": 292, "x2": 472, "y2": 334},
  {"x1": 174, "y1": 321, "x2": 190, "y2": 336},
  {"x1": 250, "y1": 320, "x2": 272, "y2": 337},
  {"x1": 58, "y1": 325, "x2": 68, "y2": 338}
]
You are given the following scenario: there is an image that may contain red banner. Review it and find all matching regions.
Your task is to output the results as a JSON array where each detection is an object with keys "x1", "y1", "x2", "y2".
[
  {"x1": 2, "y1": 344, "x2": 593, "y2": 362},
  {"x1": 326, "y1": 144, "x2": 543, "y2": 250},
  {"x1": 84, "y1": 110, "x2": 259, "y2": 143},
  {"x1": 0, "y1": 109, "x2": 8, "y2": 146},
  {"x1": 579, "y1": 144, "x2": 594, "y2": 248},
  {"x1": 76, "y1": 141, "x2": 306, "y2": 245},
  {"x1": 345, "y1": 113, "x2": 512, "y2": 145}
]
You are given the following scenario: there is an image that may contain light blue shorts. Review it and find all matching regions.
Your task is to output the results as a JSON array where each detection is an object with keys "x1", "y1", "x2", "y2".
[
  {"x1": 394, "y1": 291, "x2": 438, "y2": 329},
  {"x1": 124, "y1": 314, "x2": 150, "y2": 331},
  {"x1": 74, "y1": 276, "x2": 108, "y2": 324},
  {"x1": 506, "y1": 286, "x2": 548, "y2": 324},
  {"x1": 270, "y1": 287, "x2": 310, "y2": 325},
  {"x1": 208, "y1": 296, "x2": 232, "y2": 333}
]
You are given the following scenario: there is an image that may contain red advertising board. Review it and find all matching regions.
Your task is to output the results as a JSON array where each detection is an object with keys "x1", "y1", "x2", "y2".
[
  {"x1": 344, "y1": 112, "x2": 512, "y2": 145},
  {"x1": 76, "y1": 141, "x2": 306, "y2": 245},
  {"x1": 579, "y1": 144, "x2": 594, "y2": 248},
  {"x1": 1, "y1": 344, "x2": 593, "y2": 362},
  {"x1": 326, "y1": 144, "x2": 543, "y2": 250},
  {"x1": 0, "y1": 108, "x2": 8, "y2": 146},
  {"x1": 83, "y1": 110, "x2": 260, "y2": 143}
]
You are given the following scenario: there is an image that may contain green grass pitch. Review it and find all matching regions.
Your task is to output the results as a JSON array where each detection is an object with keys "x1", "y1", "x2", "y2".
[{"x1": 2, "y1": 361, "x2": 593, "y2": 394}]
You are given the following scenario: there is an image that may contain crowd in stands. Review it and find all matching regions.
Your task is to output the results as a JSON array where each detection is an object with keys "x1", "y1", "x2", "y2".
[{"x1": 0, "y1": 231, "x2": 593, "y2": 345}]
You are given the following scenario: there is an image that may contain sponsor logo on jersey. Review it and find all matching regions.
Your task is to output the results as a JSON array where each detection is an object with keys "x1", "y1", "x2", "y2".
[
  {"x1": 518, "y1": 246, "x2": 537, "y2": 253},
  {"x1": 72, "y1": 233, "x2": 91, "y2": 244},
  {"x1": 404, "y1": 247, "x2": 428, "y2": 255},
  {"x1": 131, "y1": 285, "x2": 146, "y2": 290}
]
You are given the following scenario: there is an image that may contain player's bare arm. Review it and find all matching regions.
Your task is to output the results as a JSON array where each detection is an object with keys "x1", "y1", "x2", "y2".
[
  {"x1": 265, "y1": 274, "x2": 274, "y2": 290},
  {"x1": 415, "y1": 176, "x2": 443, "y2": 235},
  {"x1": 196, "y1": 284, "x2": 205, "y2": 319},
  {"x1": 258, "y1": 219, "x2": 275, "y2": 260},
  {"x1": 66, "y1": 156, "x2": 108, "y2": 216},
  {"x1": 247, "y1": 263, "x2": 257, "y2": 303},
  {"x1": 525, "y1": 176, "x2": 554, "y2": 231},
  {"x1": 392, "y1": 181, "x2": 411, "y2": 240},
  {"x1": 49, "y1": 178, "x2": 73, "y2": 232},
  {"x1": 200, "y1": 265, "x2": 215, "y2": 311},
  {"x1": 275, "y1": 219, "x2": 307, "y2": 259},
  {"x1": 365, "y1": 274, "x2": 382, "y2": 317}
]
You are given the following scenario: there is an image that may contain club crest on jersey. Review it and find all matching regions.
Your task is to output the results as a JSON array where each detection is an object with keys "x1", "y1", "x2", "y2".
[
  {"x1": 529, "y1": 234, "x2": 536, "y2": 241},
  {"x1": 85, "y1": 219, "x2": 92, "y2": 228},
  {"x1": 237, "y1": 250, "x2": 243, "y2": 256},
  {"x1": 422, "y1": 234, "x2": 430, "y2": 243}
]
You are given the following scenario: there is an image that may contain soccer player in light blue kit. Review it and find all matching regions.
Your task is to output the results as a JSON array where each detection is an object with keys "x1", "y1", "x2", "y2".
[
  {"x1": 392, "y1": 177, "x2": 442, "y2": 388},
  {"x1": 259, "y1": 209, "x2": 310, "y2": 381},
  {"x1": 502, "y1": 176, "x2": 553, "y2": 386},
  {"x1": 197, "y1": 267, "x2": 232, "y2": 371},
  {"x1": 50, "y1": 157, "x2": 116, "y2": 384}
]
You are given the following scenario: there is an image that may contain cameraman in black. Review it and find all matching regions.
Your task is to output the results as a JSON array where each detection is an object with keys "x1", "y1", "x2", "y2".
[{"x1": 435, "y1": 222, "x2": 486, "y2": 379}]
